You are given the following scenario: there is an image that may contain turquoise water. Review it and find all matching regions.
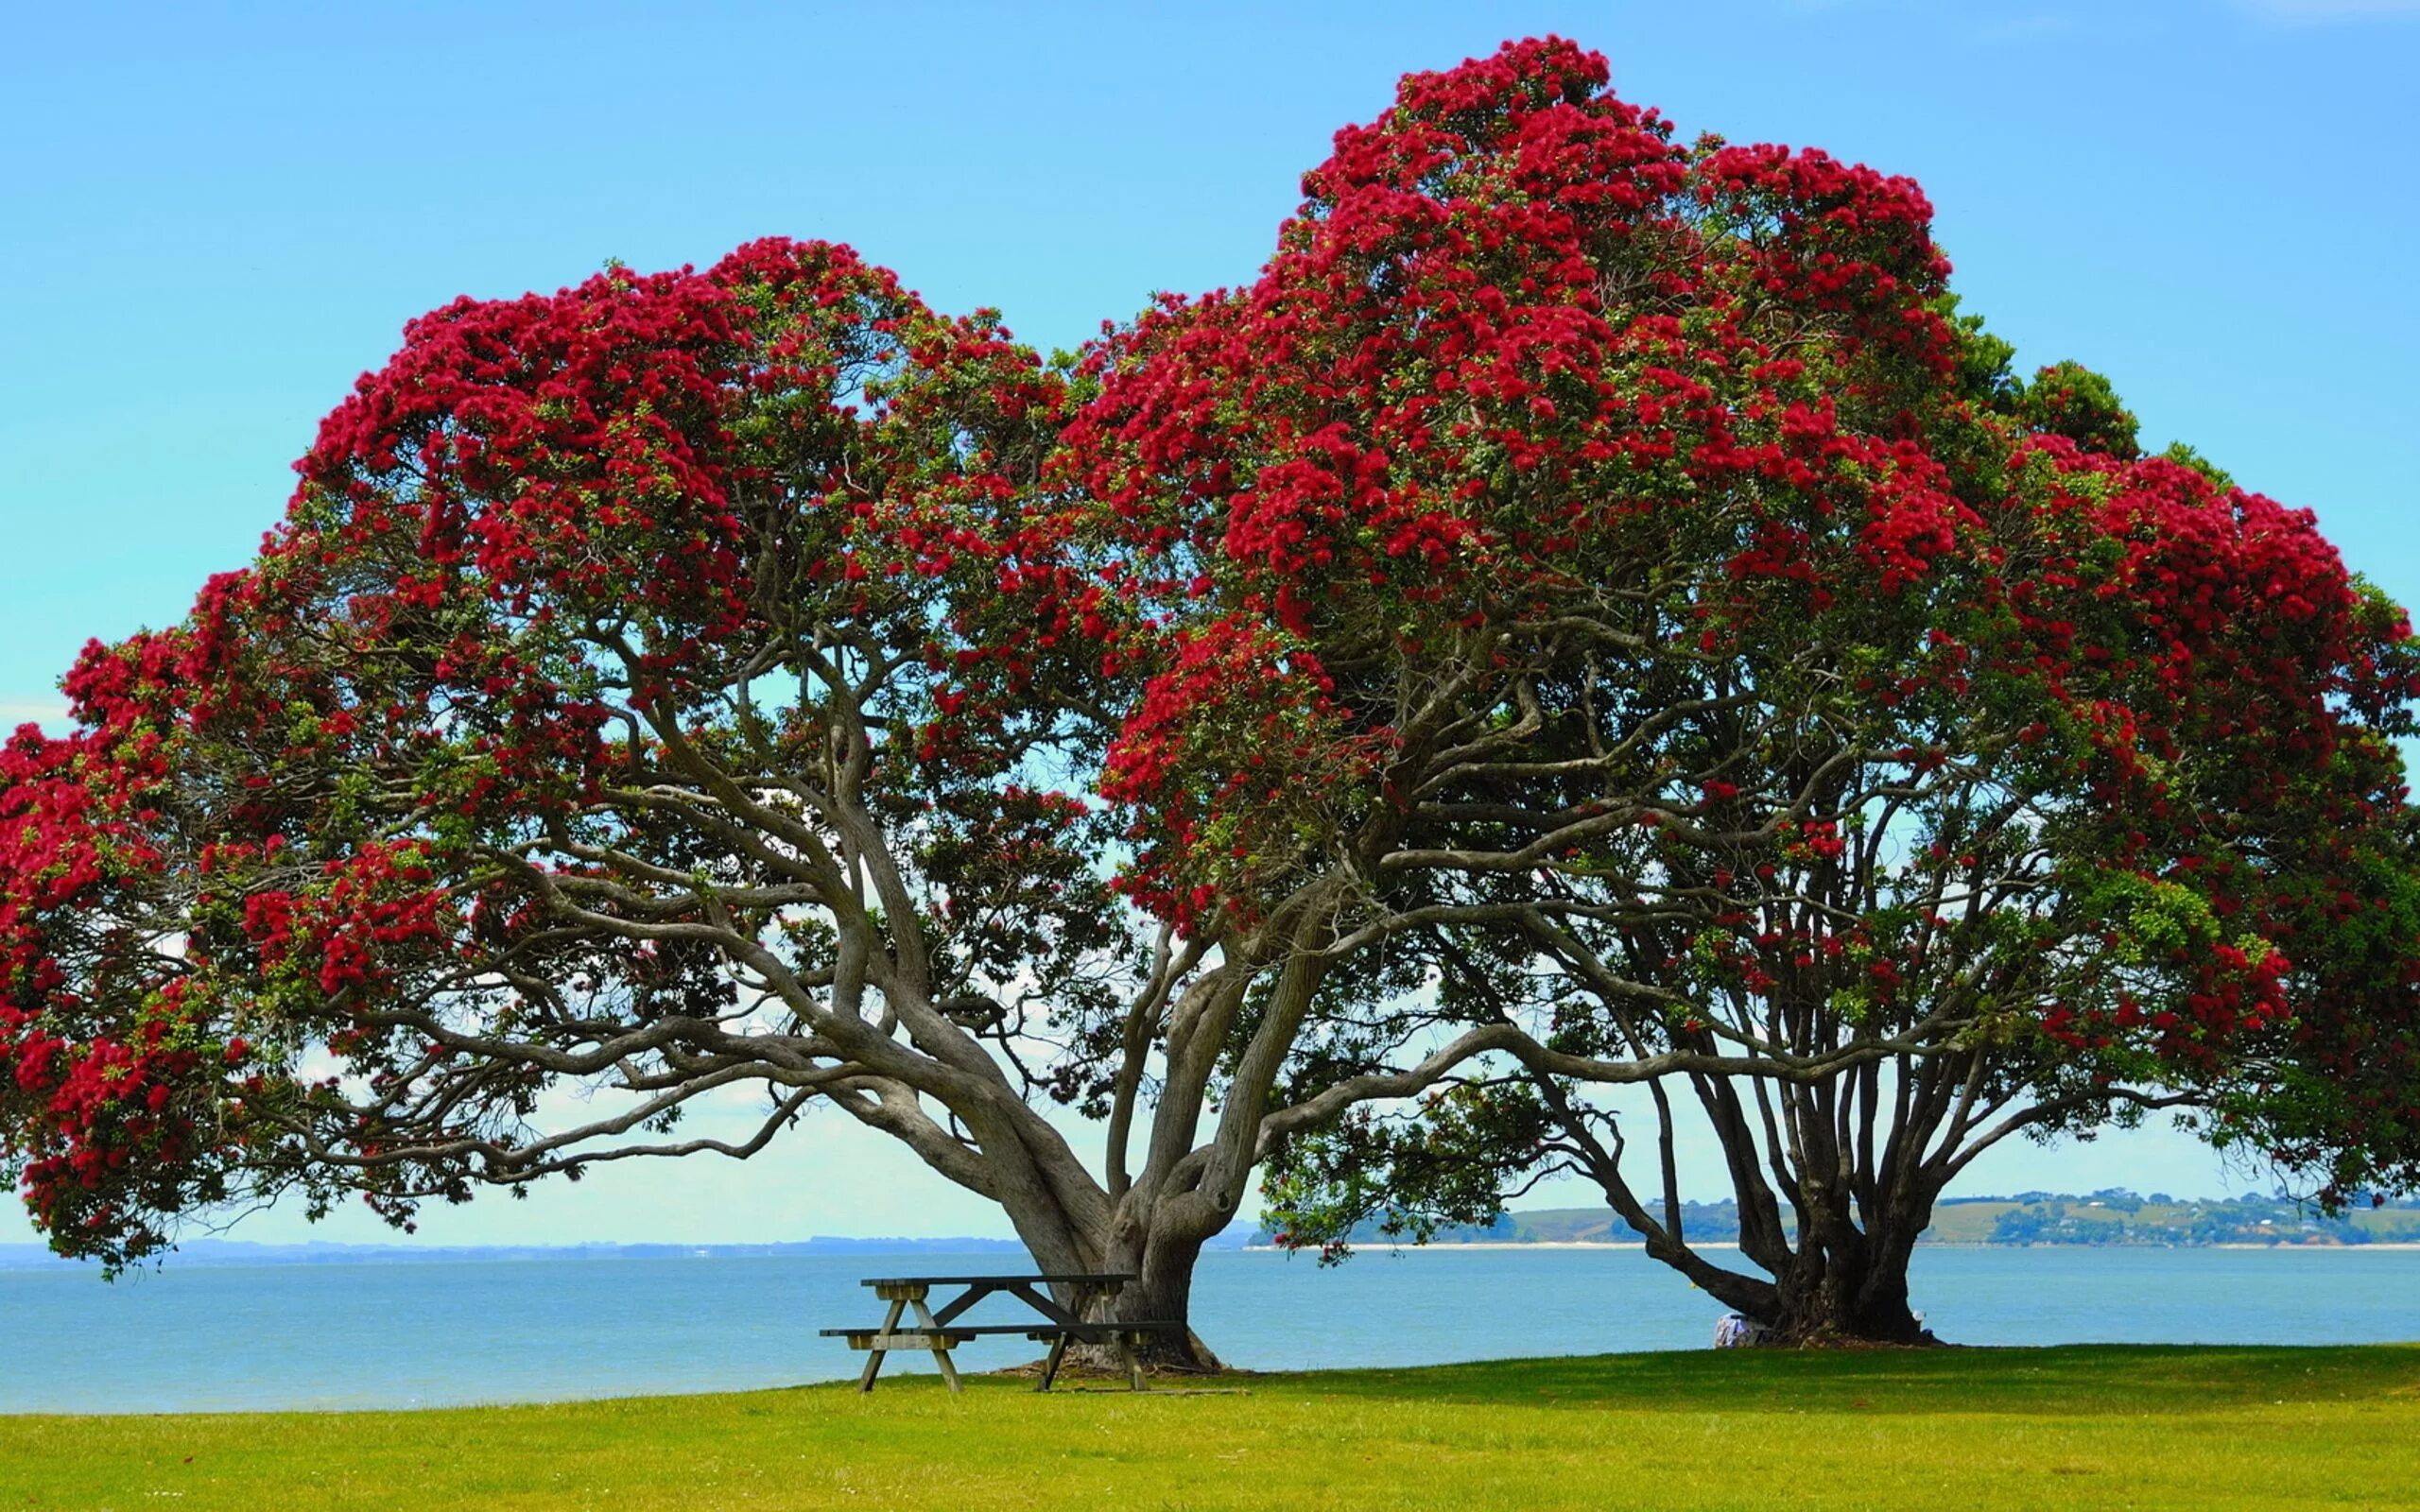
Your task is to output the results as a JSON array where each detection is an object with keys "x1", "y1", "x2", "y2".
[{"x1": 4, "y1": 1246, "x2": 2415, "y2": 1414}]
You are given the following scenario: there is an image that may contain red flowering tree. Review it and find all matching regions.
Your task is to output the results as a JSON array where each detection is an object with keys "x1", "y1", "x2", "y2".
[
  {"x1": 1076, "y1": 39, "x2": 2420, "y2": 1343},
  {"x1": 0, "y1": 238, "x2": 1461, "y2": 1365},
  {"x1": 1, "y1": 241, "x2": 1130, "y2": 1265}
]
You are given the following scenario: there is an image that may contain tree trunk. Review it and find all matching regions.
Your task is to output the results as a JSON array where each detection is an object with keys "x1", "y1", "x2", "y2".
[
  {"x1": 1019, "y1": 1212, "x2": 1225, "y2": 1376},
  {"x1": 1104, "y1": 1227, "x2": 1224, "y2": 1371},
  {"x1": 1762, "y1": 1231, "x2": 1931, "y2": 1345},
  {"x1": 984, "y1": 1165, "x2": 1228, "y2": 1375},
  {"x1": 1576, "y1": 1089, "x2": 1946, "y2": 1348},
  {"x1": 1745, "y1": 1179, "x2": 1938, "y2": 1345}
]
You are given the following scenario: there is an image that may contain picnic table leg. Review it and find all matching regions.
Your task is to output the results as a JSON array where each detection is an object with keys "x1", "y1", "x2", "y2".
[
  {"x1": 908, "y1": 1297, "x2": 963, "y2": 1394},
  {"x1": 857, "y1": 1297, "x2": 906, "y2": 1393},
  {"x1": 1115, "y1": 1332, "x2": 1146, "y2": 1393},
  {"x1": 1035, "y1": 1332, "x2": 1071, "y2": 1392}
]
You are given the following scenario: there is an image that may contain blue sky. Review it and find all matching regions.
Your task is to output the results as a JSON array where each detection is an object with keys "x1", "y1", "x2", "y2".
[{"x1": 4, "y1": 0, "x2": 2417, "y2": 1246}]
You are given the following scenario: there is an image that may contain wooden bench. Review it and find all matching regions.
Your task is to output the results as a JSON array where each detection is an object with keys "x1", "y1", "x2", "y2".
[{"x1": 820, "y1": 1272, "x2": 1181, "y2": 1392}]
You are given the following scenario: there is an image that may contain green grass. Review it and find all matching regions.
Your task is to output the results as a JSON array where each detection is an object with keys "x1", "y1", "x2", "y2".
[{"x1": 6, "y1": 1346, "x2": 2418, "y2": 1510}]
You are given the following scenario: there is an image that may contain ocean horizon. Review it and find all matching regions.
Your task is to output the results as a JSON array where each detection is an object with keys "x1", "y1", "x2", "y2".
[{"x1": 7, "y1": 1244, "x2": 2416, "y2": 1415}]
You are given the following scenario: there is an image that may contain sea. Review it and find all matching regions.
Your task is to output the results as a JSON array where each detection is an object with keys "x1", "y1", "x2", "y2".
[{"x1": 3, "y1": 1245, "x2": 2415, "y2": 1415}]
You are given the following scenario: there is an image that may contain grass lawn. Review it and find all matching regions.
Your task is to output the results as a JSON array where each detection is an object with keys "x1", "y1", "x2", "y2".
[{"x1": 5, "y1": 1345, "x2": 2417, "y2": 1510}]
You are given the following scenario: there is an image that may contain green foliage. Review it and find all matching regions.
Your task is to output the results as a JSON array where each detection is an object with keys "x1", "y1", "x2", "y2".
[
  {"x1": 1938, "y1": 293, "x2": 2020, "y2": 411},
  {"x1": 1262, "y1": 1083, "x2": 1552, "y2": 1261},
  {"x1": 2017, "y1": 359, "x2": 2141, "y2": 456},
  {"x1": 2157, "y1": 441, "x2": 2235, "y2": 490}
]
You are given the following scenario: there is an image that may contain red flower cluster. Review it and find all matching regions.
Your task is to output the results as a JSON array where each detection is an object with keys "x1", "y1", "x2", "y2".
[{"x1": 1069, "y1": 35, "x2": 1976, "y2": 917}]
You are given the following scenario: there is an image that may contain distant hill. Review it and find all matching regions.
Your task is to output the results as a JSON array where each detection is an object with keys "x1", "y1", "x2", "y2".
[{"x1": 1245, "y1": 1191, "x2": 2420, "y2": 1249}]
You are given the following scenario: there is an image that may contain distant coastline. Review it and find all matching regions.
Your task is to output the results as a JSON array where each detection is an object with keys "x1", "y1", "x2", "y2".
[
  {"x1": 8, "y1": 1188, "x2": 2416, "y2": 1270},
  {"x1": 1250, "y1": 1190, "x2": 2420, "y2": 1254}
]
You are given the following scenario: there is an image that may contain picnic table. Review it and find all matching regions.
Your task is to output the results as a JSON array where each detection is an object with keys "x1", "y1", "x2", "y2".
[{"x1": 820, "y1": 1272, "x2": 1178, "y2": 1393}]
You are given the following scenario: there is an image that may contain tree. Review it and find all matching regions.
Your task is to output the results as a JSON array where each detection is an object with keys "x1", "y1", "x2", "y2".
[
  {"x1": 0, "y1": 238, "x2": 1458, "y2": 1366},
  {"x1": 1080, "y1": 38, "x2": 2420, "y2": 1343},
  {"x1": 0, "y1": 241, "x2": 1149, "y2": 1277}
]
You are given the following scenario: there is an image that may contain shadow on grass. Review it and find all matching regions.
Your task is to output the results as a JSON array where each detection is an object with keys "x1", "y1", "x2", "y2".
[{"x1": 1269, "y1": 1344, "x2": 2420, "y2": 1417}]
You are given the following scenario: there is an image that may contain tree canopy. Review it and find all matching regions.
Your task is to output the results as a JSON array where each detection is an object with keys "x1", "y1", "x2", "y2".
[
  {"x1": 2, "y1": 240, "x2": 1127, "y2": 1260},
  {"x1": 1073, "y1": 36, "x2": 2420, "y2": 1339}
]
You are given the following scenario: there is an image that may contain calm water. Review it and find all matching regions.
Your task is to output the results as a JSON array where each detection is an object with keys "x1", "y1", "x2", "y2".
[{"x1": 4, "y1": 1246, "x2": 2416, "y2": 1414}]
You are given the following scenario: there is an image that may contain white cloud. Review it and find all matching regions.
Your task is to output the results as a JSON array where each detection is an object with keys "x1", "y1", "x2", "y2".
[{"x1": 0, "y1": 699, "x2": 68, "y2": 730}]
